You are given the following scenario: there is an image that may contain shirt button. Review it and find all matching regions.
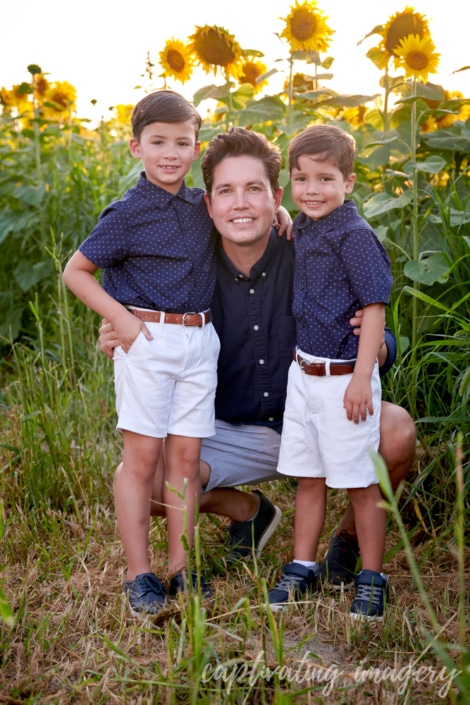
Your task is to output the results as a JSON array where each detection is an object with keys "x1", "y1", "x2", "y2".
[
  {"x1": 253, "y1": 325, "x2": 259, "y2": 331},
  {"x1": 261, "y1": 272, "x2": 266, "y2": 277},
  {"x1": 268, "y1": 417, "x2": 274, "y2": 422},
  {"x1": 259, "y1": 359, "x2": 265, "y2": 365},
  {"x1": 263, "y1": 392, "x2": 269, "y2": 397},
  {"x1": 249, "y1": 289, "x2": 255, "y2": 294}
]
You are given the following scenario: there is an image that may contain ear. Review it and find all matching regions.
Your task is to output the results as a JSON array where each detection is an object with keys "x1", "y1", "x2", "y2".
[
  {"x1": 204, "y1": 191, "x2": 213, "y2": 218},
  {"x1": 193, "y1": 141, "x2": 201, "y2": 162},
  {"x1": 273, "y1": 187, "x2": 283, "y2": 212},
  {"x1": 345, "y1": 173, "x2": 356, "y2": 194},
  {"x1": 129, "y1": 137, "x2": 141, "y2": 160}
]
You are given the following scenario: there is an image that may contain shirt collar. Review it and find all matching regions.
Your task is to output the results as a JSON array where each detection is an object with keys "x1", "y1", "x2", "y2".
[
  {"x1": 137, "y1": 171, "x2": 203, "y2": 207},
  {"x1": 295, "y1": 199, "x2": 357, "y2": 231},
  {"x1": 217, "y1": 227, "x2": 283, "y2": 281}
]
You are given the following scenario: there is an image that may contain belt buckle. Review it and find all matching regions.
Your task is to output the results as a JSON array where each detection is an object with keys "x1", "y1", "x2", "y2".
[{"x1": 182, "y1": 311, "x2": 197, "y2": 326}]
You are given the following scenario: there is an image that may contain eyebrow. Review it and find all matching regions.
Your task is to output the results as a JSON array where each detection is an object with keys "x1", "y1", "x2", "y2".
[{"x1": 213, "y1": 179, "x2": 266, "y2": 190}]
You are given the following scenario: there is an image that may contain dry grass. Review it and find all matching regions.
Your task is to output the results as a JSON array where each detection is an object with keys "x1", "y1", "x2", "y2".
[{"x1": 1, "y1": 474, "x2": 468, "y2": 705}]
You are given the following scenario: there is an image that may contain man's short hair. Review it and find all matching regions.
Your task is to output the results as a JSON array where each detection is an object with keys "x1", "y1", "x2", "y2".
[
  {"x1": 131, "y1": 90, "x2": 202, "y2": 141},
  {"x1": 201, "y1": 127, "x2": 281, "y2": 198},
  {"x1": 288, "y1": 124, "x2": 356, "y2": 179}
]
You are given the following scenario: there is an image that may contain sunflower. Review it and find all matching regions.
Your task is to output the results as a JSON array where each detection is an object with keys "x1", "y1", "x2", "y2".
[
  {"x1": 381, "y1": 6, "x2": 430, "y2": 57},
  {"x1": 189, "y1": 25, "x2": 242, "y2": 77},
  {"x1": 238, "y1": 59, "x2": 269, "y2": 94},
  {"x1": 43, "y1": 81, "x2": 77, "y2": 119},
  {"x1": 280, "y1": 1, "x2": 334, "y2": 53},
  {"x1": 33, "y1": 74, "x2": 49, "y2": 98},
  {"x1": 394, "y1": 34, "x2": 440, "y2": 83},
  {"x1": 159, "y1": 38, "x2": 194, "y2": 84}
]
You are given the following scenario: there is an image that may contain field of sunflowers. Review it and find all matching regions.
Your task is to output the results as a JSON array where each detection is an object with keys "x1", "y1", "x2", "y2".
[{"x1": 0, "y1": 3, "x2": 469, "y2": 703}]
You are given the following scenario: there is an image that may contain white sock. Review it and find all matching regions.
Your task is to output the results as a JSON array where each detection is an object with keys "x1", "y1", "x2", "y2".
[{"x1": 293, "y1": 559, "x2": 318, "y2": 573}]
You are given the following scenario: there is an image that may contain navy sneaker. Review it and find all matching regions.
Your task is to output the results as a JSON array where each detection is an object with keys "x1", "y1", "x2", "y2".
[
  {"x1": 350, "y1": 569, "x2": 389, "y2": 621},
  {"x1": 168, "y1": 569, "x2": 214, "y2": 602},
  {"x1": 225, "y1": 490, "x2": 282, "y2": 565},
  {"x1": 318, "y1": 530, "x2": 360, "y2": 589},
  {"x1": 123, "y1": 572, "x2": 167, "y2": 618},
  {"x1": 267, "y1": 562, "x2": 317, "y2": 611}
]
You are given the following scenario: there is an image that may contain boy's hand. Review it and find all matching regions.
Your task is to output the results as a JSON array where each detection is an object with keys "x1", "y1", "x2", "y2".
[
  {"x1": 99, "y1": 314, "x2": 152, "y2": 358},
  {"x1": 99, "y1": 319, "x2": 118, "y2": 360},
  {"x1": 343, "y1": 374, "x2": 374, "y2": 424},
  {"x1": 274, "y1": 206, "x2": 293, "y2": 240}
]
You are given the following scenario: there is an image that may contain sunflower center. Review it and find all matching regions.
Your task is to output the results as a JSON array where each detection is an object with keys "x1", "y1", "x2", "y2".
[
  {"x1": 167, "y1": 49, "x2": 185, "y2": 72},
  {"x1": 194, "y1": 30, "x2": 236, "y2": 67},
  {"x1": 290, "y1": 8, "x2": 317, "y2": 42},
  {"x1": 385, "y1": 15, "x2": 425, "y2": 55},
  {"x1": 406, "y1": 51, "x2": 428, "y2": 70}
]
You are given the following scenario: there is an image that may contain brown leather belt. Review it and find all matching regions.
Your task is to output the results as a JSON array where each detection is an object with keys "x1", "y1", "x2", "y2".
[
  {"x1": 130, "y1": 309, "x2": 212, "y2": 326},
  {"x1": 293, "y1": 349, "x2": 355, "y2": 376}
]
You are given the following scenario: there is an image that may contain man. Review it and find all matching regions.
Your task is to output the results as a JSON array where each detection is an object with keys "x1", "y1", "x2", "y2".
[{"x1": 100, "y1": 127, "x2": 416, "y2": 587}]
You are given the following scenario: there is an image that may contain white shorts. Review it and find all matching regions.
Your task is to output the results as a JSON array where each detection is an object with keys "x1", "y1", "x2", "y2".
[
  {"x1": 277, "y1": 352, "x2": 381, "y2": 488},
  {"x1": 113, "y1": 321, "x2": 220, "y2": 439}
]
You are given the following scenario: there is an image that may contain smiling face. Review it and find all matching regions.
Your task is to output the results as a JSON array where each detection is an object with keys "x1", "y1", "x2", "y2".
[
  {"x1": 204, "y1": 155, "x2": 282, "y2": 254},
  {"x1": 129, "y1": 120, "x2": 200, "y2": 194},
  {"x1": 290, "y1": 154, "x2": 356, "y2": 220}
]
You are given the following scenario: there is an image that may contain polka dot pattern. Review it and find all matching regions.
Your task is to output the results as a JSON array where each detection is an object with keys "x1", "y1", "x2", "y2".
[
  {"x1": 293, "y1": 200, "x2": 392, "y2": 358},
  {"x1": 79, "y1": 172, "x2": 216, "y2": 312}
]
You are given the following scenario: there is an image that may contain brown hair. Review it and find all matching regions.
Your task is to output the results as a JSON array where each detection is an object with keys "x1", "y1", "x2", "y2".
[
  {"x1": 288, "y1": 124, "x2": 356, "y2": 179},
  {"x1": 201, "y1": 127, "x2": 281, "y2": 198},
  {"x1": 131, "y1": 90, "x2": 202, "y2": 141}
]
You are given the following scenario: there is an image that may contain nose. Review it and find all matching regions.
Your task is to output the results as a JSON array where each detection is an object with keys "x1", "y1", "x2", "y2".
[
  {"x1": 305, "y1": 180, "x2": 319, "y2": 194},
  {"x1": 233, "y1": 189, "x2": 249, "y2": 208}
]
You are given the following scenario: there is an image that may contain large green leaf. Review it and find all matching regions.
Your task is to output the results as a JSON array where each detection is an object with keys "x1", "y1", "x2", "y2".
[
  {"x1": 404, "y1": 252, "x2": 451, "y2": 285},
  {"x1": 403, "y1": 156, "x2": 448, "y2": 174},
  {"x1": 14, "y1": 259, "x2": 54, "y2": 292},
  {"x1": 363, "y1": 190, "x2": 414, "y2": 219}
]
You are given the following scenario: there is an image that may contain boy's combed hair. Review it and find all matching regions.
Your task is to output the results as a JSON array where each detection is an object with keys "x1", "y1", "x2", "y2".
[
  {"x1": 289, "y1": 124, "x2": 356, "y2": 179},
  {"x1": 201, "y1": 126, "x2": 281, "y2": 198},
  {"x1": 131, "y1": 90, "x2": 202, "y2": 140}
]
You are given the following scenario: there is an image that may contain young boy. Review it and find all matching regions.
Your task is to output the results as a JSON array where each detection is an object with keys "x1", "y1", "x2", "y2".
[
  {"x1": 268, "y1": 124, "x2": 393, "y2": 620},
  {"x1": 63, "y1": 90, "x2": 220, "y2": 618}
]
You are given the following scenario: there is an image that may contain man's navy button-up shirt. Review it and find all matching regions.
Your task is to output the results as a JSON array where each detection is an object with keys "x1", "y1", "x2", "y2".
[{"x1": 212, "y1": 228, "x2": 296, "y2": 432}]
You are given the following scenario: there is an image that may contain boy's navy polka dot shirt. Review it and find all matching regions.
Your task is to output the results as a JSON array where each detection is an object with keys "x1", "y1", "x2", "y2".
[
  {"x1": 293, "y1": 200, "x2": 392, "y2": 359},
  {"x1": 79, "y1": 172, "x2": 216, "y2": 313}
]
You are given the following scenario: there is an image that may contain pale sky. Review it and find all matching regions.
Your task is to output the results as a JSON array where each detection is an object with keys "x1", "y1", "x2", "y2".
[{"x1": 2, "y1": 0, "x2": 469, "y2": 121}]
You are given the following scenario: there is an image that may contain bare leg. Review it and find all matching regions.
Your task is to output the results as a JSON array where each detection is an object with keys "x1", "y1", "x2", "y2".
[
  {"x1": 347, "y1": 485, "x2": 386, "y2": 573},
  {"x1": 164, "y1": 435, "x2": 202, "y2": 576},
  {"x1": 114, "y1": 431, "x2": 163, "y2": 581},
  {"x1": 335, "y1": 401, "x2": 416, "y2": 537},
  {"x1": 293, "y1": 477, "x2": 327, "y2": 561}
]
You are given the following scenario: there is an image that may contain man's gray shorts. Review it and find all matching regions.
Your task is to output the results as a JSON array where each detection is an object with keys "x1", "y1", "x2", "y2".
[{"x1": 201, "y1": 419, "x2": 283, "y2": 492}]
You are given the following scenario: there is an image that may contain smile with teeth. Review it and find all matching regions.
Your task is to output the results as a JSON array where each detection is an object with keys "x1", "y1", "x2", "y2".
[{"x1": 232, "y1": 217, "x2": 253, "y2": 223}]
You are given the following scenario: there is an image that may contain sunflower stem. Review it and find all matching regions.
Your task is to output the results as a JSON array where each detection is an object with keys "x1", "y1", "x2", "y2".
[{"x1": 410, "y1": 77, "x2": 420, "y2": 413}]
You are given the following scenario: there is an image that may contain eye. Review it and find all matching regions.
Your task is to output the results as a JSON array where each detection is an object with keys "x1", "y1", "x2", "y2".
[{"x1": 249, "y1": 185, "x2": 261, "y2": 192}]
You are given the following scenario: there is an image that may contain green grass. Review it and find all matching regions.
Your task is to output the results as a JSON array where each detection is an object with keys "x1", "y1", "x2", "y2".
[{"x1": 1, "y1": 284, "x2": 469, "y2": 703}]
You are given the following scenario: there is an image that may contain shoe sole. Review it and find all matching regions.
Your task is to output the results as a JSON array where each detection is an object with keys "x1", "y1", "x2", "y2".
[
  {"x1": 350, "y1": 611, "x2": 384, "y2": 622},
  {"x1": 322, "y1": 576, "x2": 355, "y2": 591},
  {"x1": 255, "y1": 505, "x2": 283, "y2": 557}
]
